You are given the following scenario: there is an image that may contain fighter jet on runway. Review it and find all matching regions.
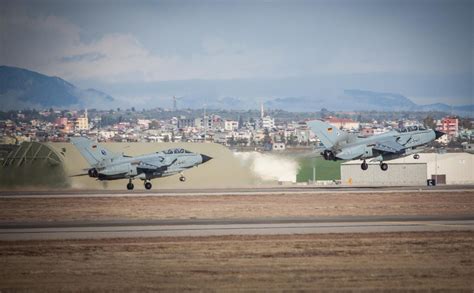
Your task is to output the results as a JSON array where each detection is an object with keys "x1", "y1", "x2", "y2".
[
  {"x1": 70, "y1": 137, "x2": 212, "y2": 190},
  {"x1": 307, "y1": 120, "x2": 444, "y2": 171}
]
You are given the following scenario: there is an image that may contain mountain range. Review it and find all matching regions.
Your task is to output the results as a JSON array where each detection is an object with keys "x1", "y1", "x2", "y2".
[
  {"x1": 0, "y1": 65, "x2": 472, "y2": 116},
  {"x1": 264, "y1": 90, "x2": 473, "y2": 114},
  {"x1": 0, "y1": 66, "x2": 114, "y2": 110}
]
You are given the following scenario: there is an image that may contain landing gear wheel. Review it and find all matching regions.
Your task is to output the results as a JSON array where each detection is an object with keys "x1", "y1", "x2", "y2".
[
  {"x1": 380, "y1": 163, "x2": 388, "y2": 171},
  {"x1": 126, "y1": 182, "x2": 134, "y2": 190},
  {"x1": 144, "y1": 182, "x2": 152, "y2": 190},
  {"x1": 413, "y1": 154, "x2": 420, "y2": 160},
  {"x1": 361, "y1": 161, "x2": 368, "y2": 171},
  {"x1": 179, "y1": 176, "x2": 186, "y2": 182}
]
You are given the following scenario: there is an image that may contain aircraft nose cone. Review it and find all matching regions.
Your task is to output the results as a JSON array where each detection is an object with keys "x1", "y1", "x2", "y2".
[
  {"x1": 435, "y1": 130, "x2": 445, "y2": 139},
  {"x1": 201, "y1": 154, "x2": 212, "y2": 163}
]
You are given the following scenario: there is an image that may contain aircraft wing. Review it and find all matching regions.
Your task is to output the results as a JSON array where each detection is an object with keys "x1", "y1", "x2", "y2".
[
  {"x1": 136, "y1": 159, "x2": 178, "y2": 172},
  {"x1": 372, "y1": 139, "x2": 405, "y2": 153}
]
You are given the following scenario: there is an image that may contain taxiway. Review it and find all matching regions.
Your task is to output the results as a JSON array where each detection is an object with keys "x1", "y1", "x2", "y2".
[{"x1": 1, "y1": 215, "x2": 473, "y2": 241}]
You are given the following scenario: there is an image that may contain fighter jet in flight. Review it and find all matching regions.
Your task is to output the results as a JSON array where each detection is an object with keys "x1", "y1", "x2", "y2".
[
  {"x1": 70, "y1": 137, "x2": 212, "y2": 190},
  {"x1": 307, "y1": 120, "x2": 444, "y2": 171}
]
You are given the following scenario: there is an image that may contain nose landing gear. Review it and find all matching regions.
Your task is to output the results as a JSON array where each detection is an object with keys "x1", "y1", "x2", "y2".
[
  {"x1": 179, "y1": 176, "x2": 186, "y2": 182},
  {"x1": 380, "y1": 162, "x2": 388, "y2": 171},
  {"x1": 361, "y1": 160, "x2": 368, "y2": 170},
  {"x1": 413, "y1": 154, "x2": 420, "y2": 160}
]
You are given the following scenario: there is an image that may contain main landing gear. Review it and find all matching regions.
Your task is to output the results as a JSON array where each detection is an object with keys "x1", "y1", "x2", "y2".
[
  {"x1": 126, "y1": 178, "x2": 134, "y2": 190},
  {"x1": 144, "y1": 181, "x2": 152, "y2": 190},
  {"x1": 126, "y1": 179, "x2": 153, "y2": 190},
  {"x1": 360, "y1": 160, "x2": 388, "y2": 171}
]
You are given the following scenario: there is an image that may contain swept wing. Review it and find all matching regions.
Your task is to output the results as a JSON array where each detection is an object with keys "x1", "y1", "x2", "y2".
[{"x1": 372, "y1": 139, "x2": 405, "y2": 153}]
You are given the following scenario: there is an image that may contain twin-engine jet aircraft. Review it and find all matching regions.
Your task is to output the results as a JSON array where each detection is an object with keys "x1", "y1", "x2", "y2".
[
  {"x1": 70, "y1": 137, "x2": 212, "y2": 190},
  {"x1": 307, "y1": 120, "x2": 444, "y2": 171}
]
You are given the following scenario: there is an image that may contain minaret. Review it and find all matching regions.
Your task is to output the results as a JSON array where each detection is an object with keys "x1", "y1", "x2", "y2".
[
  {"x1": 260, "y1": 101, "x2": 264, "y2": 119},
  {"x1": 85, "y1": 108, "x2": 89, "y2": 130},
  {"x1": 173, "y1": 96, "x2": 177, "y2": 111}
]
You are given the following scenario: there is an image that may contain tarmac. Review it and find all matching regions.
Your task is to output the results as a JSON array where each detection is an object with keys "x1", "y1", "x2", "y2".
[
  {"x1": 1, "y1": 186, "x2": 472, "y2": 241},
  {"x1": 1, "y1": 215, "x2": 473, "y2": 241},
  {"x1": 0, "y1": 184, "x2": 473, "y2": 198}
]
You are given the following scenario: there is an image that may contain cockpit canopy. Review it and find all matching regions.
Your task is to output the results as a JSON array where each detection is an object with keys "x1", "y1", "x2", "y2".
[
  {"x1": 396, "y1": 125, "x2": 427, "y2": 133},
  {"x1": 160, "y1": 148, "x2": 193, "y2": 154}
]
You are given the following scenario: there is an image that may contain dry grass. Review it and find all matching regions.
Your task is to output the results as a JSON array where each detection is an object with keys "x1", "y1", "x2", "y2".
[
  {"x1": 1, "y1": 191, "x2": 473, "y2": 222},
  {"x1": 0, "y1": 232, "x2": 473, "y2": 291}
]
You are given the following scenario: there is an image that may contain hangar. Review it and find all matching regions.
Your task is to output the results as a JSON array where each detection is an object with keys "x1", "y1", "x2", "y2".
[
  {"x1": 0, "y1": 142, "x2": 68, "y2": 188},
  {"x1": 341, "y1": 152, "x2": 474, "y2": 186}
]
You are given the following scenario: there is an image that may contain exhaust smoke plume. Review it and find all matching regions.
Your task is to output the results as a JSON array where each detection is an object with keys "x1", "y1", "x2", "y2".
[{"x1": 234, "y1": 152, "x2": 299, "y2": 182}]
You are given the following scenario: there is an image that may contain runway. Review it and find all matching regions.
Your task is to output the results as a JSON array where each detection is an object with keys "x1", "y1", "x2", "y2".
[
  {"x1": 1, "y1": 215, "x2": 473, "y2": 241},
  {"x1": 0, "y1": 184, "x2": 473, "y2": 198}
]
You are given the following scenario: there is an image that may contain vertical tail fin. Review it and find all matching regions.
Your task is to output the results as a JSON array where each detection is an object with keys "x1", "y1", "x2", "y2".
[
  {"x1": 70, "y1": 137, "x2": 119, "y2": 166},
  {"x1": 307, "y1": 120, "x2": 348, "y2": 148}
]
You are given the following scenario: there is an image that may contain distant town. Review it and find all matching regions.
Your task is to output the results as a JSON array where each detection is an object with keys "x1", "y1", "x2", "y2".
[{"x1": 0, "y1": 103, "x2": 473, "y2": 152}]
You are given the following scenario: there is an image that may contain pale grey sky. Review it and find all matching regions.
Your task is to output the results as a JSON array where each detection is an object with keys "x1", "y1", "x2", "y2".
[{"x1": 1, "y1": 0, "x2": 472, "y2": 106}]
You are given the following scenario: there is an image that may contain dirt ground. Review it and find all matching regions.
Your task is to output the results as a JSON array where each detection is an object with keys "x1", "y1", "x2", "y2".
[
  {"x1": 0, "y1": 231, "x2": 472, "y2": 291},
  {"x1": 1, "y1": 191, "x2": 473, "y2": 222}
]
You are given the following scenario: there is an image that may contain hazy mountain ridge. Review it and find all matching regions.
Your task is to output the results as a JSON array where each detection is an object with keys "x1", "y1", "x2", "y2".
[
  {"x1": 0, "y1": 66, "x2": 471, "y2": 117},
  {"x1": 261, "y1": 90, "x2": 472, "y2": 115},
  {"x1": 0, "y1": 66, "x2": 115, "y2": 110}
]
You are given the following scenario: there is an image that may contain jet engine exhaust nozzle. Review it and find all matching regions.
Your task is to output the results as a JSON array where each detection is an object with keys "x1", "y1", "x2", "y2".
[{"x1": 322, "y1": 150, "x2": 336, "y2": 161}]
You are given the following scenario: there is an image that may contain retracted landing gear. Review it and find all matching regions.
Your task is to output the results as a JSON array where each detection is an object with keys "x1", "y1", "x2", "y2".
[
  {"x1": 413, "y1": 154, "x2": 420, "y2": 160},
  {"x1": 361, "y1": 160, "x2": 368, "y2": 171},
  {"x1": 380, "y1": 162, "x2": 388, "y2": 171},
  {"x1": 126, "y1": 178, "x2": 134, "y2": 190},
  {"x1": 144, "y1": 181, "x2": 152, "y2": 190}
]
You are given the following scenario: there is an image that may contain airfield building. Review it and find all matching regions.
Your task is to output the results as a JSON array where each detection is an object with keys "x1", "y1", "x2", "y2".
[{"x1": 341, "y1": 152, "x2": 473, "y2": 186}]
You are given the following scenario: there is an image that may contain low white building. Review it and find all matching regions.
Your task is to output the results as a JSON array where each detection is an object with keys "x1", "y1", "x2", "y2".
[
  {"x1": 325, "y1": 117, "x2": 360, "y2": 131},
  {"x1": 224, "y1": 120, "x2": 239, "y2": 131},
  {"x1": 341, "y1": 153, "x2": 474, "y2": 186},
  {"x1": 98, "y1": 130, "x2": 116, "y2": 140}
]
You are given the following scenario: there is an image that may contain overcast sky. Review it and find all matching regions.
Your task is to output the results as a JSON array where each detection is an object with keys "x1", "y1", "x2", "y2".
[{"x1": 1, "y1": 0, "x2": 472, "y2": 106}]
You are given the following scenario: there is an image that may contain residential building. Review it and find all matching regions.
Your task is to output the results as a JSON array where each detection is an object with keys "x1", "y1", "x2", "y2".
[
  {"x1": 262, "y1": 116, "x2": 275, "y2": 129},
  {"x1": 325, "y1": 117, "x2": 360, "y2": 130},
  {"x1": 437, "y1": 117, "x2": 459, "y2": 141}
]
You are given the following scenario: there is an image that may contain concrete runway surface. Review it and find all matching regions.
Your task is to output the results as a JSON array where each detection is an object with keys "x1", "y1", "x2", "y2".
[
  {"x1": 1, "y1": 215, "x2": 473, "y2": 241},
  {"x1": 0, "y1": 184, "x2": 473, "y2": 198}
]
